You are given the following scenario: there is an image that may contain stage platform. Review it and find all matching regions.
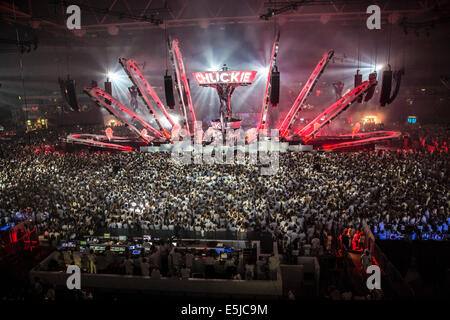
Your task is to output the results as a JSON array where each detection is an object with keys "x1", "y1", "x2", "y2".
[
  {"x1": 140, "y1": 142, "x2": 311, "y2": 153},
  {"x1": 63, "y1": 130, "x2": 400, "y2": 153}
]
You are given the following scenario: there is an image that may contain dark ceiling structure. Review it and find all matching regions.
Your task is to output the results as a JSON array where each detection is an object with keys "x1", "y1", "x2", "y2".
[
  {"x1": 0, "y1": 0, "x2": 449, "y2": 125},
  {"x1": 1, "y1": 0, "x2": 449, "y2": 34}
]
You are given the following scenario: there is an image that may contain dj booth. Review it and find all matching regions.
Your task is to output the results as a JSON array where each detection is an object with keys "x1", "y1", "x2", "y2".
[{"x1": 57, "y1": 235, "x2": 255, "y2": 258}]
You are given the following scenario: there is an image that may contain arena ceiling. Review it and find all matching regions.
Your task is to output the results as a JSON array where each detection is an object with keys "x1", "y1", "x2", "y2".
[
  {"x1": 1, "y1": 0, "x2": 448, "y2": 35},
  {"x1": 0, "y1": 0, "x2": 449, "y2": 124}
]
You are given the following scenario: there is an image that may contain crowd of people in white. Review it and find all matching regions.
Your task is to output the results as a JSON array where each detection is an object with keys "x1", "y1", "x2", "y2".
[
  {"x1": 0, "y1": 125, "x2": 448, "y2": 302},
  {"x1": 1, "y1": 137, "x2": 448, "y2": 252}
]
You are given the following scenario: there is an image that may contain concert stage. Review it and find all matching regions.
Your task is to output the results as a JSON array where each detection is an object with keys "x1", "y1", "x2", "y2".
[
  {"x1": 65, "y1": 33, "x2": 402, "y2": 153},
  {"x1": 64, "y1": 129, "x2": 401, "y2": 153}
]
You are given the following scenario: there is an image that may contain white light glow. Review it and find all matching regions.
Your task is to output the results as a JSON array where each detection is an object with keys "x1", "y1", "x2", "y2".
[
  {"x1": 362, "y1": 115, "x2": 378, "y2": 124},
  {"x1": 207, "y1": 65, "x2": 222, "y2": 72},
  {"x1": 171, "y1": 114, "x2": 180, "y2": 124},
  {"x1": 107, "y1": 72, "x2": 121, "y2": 81}
]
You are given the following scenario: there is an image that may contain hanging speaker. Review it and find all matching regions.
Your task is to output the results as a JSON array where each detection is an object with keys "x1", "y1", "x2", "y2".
[
  {"x1": 364, "y1": 72, "x2": 377, "y2": 102},
  {"x1": 182, "y1": 90, "x2": 188, "y2": 106},
  {"x1": 164, "y1": 75, "x2": 175, "y2": 109},
  {"x1": 387, "y1": 68, "x2": 405, "y2": 105},
  {"x1": 379, "y1": 70, "x2": 393, "y2": 106},
  {"x1": 354, "y1": 71, "x2": 363, "y2": 103},
  {"x1": 58, "y1": 78, "x2": 68, "y2": 104},
  {"x1": 270, "y1": 70, "x2": 280, "y2": 106},
  {"x1": 64, "y1": 78, "x2": 79, "y2": 112},
  {"x1": 104, "y1": 81, "x2": 112, "y2": 105}
]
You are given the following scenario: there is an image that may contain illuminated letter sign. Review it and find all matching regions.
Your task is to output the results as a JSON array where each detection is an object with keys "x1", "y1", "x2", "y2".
[
  {"x1": 193, "y1": 71, "x2": 257, "y2": 86},
  {"x1": 195, "y1": 72, "x2": 207, "y2": 84}
]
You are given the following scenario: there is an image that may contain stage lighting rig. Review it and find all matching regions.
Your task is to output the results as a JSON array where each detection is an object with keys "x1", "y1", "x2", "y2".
[
  {"x1": 260, "y1": 1, "x2": 308, "y2": 20},
  {"x1": 260, "y1": 0, "x2": 363, "y2": 20}
]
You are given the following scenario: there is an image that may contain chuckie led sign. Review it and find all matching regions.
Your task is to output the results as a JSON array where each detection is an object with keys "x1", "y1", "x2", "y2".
[{"x1": 193, "y1": 71, "x2": 257, "y2": 85}]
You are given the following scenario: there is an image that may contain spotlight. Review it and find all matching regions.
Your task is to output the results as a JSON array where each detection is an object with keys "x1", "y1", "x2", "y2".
[
  {"x1": 171, "y1": 114, "x2": 180, "y2": 124},
  {"x1": 376, "y1": 64, "x2": 384, "y2": 71},
  {"x1": 106, "y1": 72, "x2": 120, "y2": 81},
  {"x1": 208, "y1": 65, "x2": 221, "y2": 72}
]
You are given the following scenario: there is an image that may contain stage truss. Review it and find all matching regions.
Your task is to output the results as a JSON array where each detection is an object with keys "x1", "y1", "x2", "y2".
[
  {"x1": 119, "y1": 57, "x2": 176, "y2": 140},
  {"x1": 65, "y1": 134, "x2": 133, "y2": 151},
  {"x1": 294, "y1": 74, "x2": 378, "y2": 141},
  {"x1": 277, "y1": 50, "x2": 334, "y2": 137},
  {"x1": 84, "y1": 86, "x2": 163, "y2": 142},
  {"x1": 320, "y1": 131, "x2": 402, "y2": 150},
  {"x1": 168, "y1": 36, "x2": 197, "y2": 136}
]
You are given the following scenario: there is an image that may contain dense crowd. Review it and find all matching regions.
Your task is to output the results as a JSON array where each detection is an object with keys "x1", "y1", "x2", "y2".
[
  {"x1": 402, "y1": 124, "x2": 449, "y2": 152},
  {"x1": 0, "y1": 124, "x2": 448, "y2": 303},
  {"x1": 1, "y1": 131, "x2": 448, "y2": 254}
]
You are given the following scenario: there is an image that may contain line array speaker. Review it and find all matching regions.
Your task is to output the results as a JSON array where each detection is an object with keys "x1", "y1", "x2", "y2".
[
  {"x1": 270, "y1": 70, "x2": 280, "y2": 106},
  {"x1": 164, "y1": 75, "x2": 175, "y2": 109}
]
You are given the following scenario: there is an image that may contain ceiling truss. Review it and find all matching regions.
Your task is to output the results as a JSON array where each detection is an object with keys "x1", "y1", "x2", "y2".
[{"x1": 0, "y1": 0, "x2": 448, "y2": 34}]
